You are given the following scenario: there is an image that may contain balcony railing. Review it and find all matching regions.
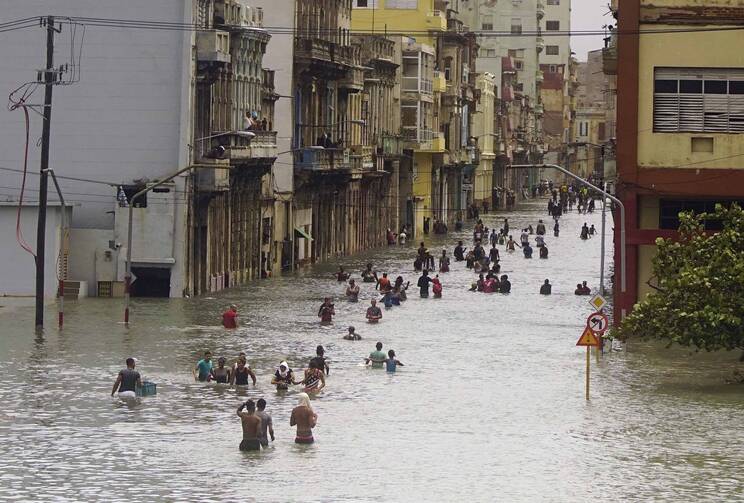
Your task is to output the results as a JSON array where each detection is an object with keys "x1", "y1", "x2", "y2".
[
  {"x1": 223, "y1": 130, "x2": 277, "y2": 162},
  {"x1": 602, "y1": 44, "x2": 617, "y2": 75},
  {"x1": 402, "y1": 76, "x2": 433, "y2": 94},
  {"x1": 381, "y1": 135, "x2": 404, "y2": 156},
  {"x1": 340, "y1": 66, "x2": 365, "y2": 91},
  {"x1": 196, "y1": 30, "x2": 231, "y2": 64},
  {"x1": 349, "y1": 146, "x2": 375, "y2": 172},
  {"x1": 401, "y1": 128, "x2": 445, "y2": 151},
  {"x1": 294, "y1": 38, "x2": 354, "y2": 68},
  {"x1": 295, "y1": 147, "x2": 350, "y2": 171}
]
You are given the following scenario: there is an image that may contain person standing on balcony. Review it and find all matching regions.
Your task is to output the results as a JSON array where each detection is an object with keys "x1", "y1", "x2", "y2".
[{"x1": 242, "y1": 111, "x2": 254, "y2": 131}]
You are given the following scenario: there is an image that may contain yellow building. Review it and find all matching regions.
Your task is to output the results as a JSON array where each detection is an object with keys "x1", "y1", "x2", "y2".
[
  {"x1": 352, "y1": 1, "x2": 446, "y2": 237},
  {"x1": 609, "y1": 0, "x2": 744, "y2": 320}
]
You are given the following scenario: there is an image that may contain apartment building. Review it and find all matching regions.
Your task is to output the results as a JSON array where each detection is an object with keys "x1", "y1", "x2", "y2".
[
  {"x1": 293, "y1": 0, "x2": 397, "y2": 264},
  {"x1": 609, "y1": 0, "x2": 744, "y2": 321},
  {"x1": 461, "y1": 0, "x2": 546, "y2": 204},
  {"x1": 352, "y1": 0, "x2": 448, "y2": 237}
]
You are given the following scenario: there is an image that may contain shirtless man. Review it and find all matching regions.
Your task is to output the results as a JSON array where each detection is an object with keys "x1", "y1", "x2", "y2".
[
  {"x1": 290, "y1": 393, "x2": 317, "y2": 444},
  {"x1": 345, "y1": 279, "x2": 360, "y2": 302},
  {"x1": 237, "y1": 399, "x2": 262, "y2": 451}
]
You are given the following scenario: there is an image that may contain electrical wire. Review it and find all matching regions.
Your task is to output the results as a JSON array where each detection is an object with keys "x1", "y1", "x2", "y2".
[{"x1": 9, "y1": 102, "x2": 37, "y2": 258}]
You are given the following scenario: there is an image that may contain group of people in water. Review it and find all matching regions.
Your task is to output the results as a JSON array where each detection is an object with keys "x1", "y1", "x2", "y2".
[{"x1": 111, "y1": 188, "x2": 602, "y2": 452}]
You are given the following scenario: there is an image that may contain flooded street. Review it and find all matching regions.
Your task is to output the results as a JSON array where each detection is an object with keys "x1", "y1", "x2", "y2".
[{"x1": 1, "y1": 200, "x2": 742, "y2": 502}]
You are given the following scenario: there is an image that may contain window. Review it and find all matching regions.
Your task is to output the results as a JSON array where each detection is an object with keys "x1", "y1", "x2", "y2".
[
  {"x1": 480, "y1": 48, "x2": 496, "y2": 58},
  {"x1": 546, "y1": 45, "x2": 559, "y2": 55},
  {"x1": 546, "y1": 20, "x2": 560, "y2": 31},
  {"x1": 511, "y1": 18, "x2": 522, "y2": 34},
  {"x1": 578, "y1": 122, "x2": 588, "y2": 137},
  {"x1": 659, "y1": 199, "x2": 744, "y2": 230},
  {"x1": 549, "y1": 64, "x2": 557, "y2": 73},
  {"x1": 547, "y1": 0, "x2": 560, "y2": 4},
  {"x1": 354, "y1": 0, "x2": 378, "y2": 6},
  {"x1": 653, "y1": 68, "x2": 744, "y2": 133},
  {"x1": 386, "y1": 0, "x2": 417, "y2": 8},
  {"x1": 514, "y1": 60, "x2": 524, "y2": 70},
  {"x1": 481, "y1": 15, "x2": 493, "y2": 31},
  {"x1": 515, "y1": 82, "x2": 524, "y2": 92},
  {"x1": 508, "y1": 49, "x2": 525, "y2": 58}
]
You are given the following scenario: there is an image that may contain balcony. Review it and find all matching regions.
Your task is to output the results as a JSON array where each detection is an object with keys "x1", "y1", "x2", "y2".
[
  {"x1": 349, "y1": 146, "x2": 376, "y2": 174},
  {"x1": 426, "y1": 11, "x2": 447, "y2": 31},
  {"x1": 602, "y1": 44, "x2": 617, "y2": 75},
  {"x1": 340, "y1": 66, "x2": 365, "y2": 92},
  {"x1": 402, "y1": 76, "x2": 433, "y2": 96},
  {"x1": 537, "y1": 2, "x2": 545, "y2": 19},
  {"x1": 402, "y1": 128, "x2": 445, "y2": 152},
  {"x1": 196, "y1": 30, "x2": 230, "y2": 64},
  {"x1": 295, "y1": 147, "x2": 350, "y2": 172},
  {"x1": 295, "y1": 38, "x2": 354, "y2": 73},
  {"x1": 433, "y1": 71, "x2": 447, "y2": 93},
  {"x1": 194, "y1": 159, "x2": 231, "y2": 192},
  {"x1": 223, "y1": 130, "x2": 278, "y2": 163},
  {"x1": 380, "y1": 135, "x2": 404, "y2": 157}
]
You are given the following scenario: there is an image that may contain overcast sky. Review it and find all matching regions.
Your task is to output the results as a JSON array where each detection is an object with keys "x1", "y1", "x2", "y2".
[{"x1": 570, "y1": 0, "x2": 614, "y2": 61}]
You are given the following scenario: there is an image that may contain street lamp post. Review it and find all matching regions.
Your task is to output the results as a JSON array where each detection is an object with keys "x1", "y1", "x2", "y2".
[{"x1": 511, "y1": 163, "x2": 626, "y2": 301}]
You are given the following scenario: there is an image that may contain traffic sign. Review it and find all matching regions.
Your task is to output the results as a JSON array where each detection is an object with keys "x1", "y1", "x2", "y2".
[
  {"x1": 588, "y1": 294, "x2": 607, "y2": 311},
  {"x1": 586, "y1": 311, "x2": 609, "y2": 333},
  {"x1": 576, "y1": 326, "x2": 600, "y2": 346}
]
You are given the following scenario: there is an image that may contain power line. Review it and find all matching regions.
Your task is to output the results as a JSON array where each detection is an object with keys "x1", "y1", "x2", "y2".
[{"x1": 0, "y1": 15, "x2": 734, "y2": 38}]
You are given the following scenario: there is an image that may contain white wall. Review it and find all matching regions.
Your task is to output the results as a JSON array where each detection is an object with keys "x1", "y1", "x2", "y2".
[
  {"x1": 68, "y1": 228, "x2": 114, "y2": 295},
  {"x1": 0, "y1": 204, "x2": 68, "y2": 297},
  {"x1": 0, "y1": 1, "x2": 194, "y2": 297},
  {"x1": 251, "y1": 0, "x2": 296, "y2": 194},
  {"x1": 541, "y1": 0, "x2": 571, "y2": 66}
]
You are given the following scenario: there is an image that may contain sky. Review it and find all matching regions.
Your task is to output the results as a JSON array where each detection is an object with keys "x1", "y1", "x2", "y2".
[{"x1": 570, "y1": 0, "x2": 614, "y2": 61}]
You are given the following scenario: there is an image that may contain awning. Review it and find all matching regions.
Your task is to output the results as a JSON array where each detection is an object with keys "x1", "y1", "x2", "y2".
[{"x1": 294, "y1": 227, "x2": 313, "y2": 241}]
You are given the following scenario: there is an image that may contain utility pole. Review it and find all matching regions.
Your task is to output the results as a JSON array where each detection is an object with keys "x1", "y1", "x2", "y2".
[{"x1": 35, "y1": 16, "x2": 56, "y2": 331}]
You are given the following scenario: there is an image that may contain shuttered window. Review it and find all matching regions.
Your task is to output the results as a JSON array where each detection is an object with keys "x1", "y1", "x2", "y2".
[{"x1": 654, "y1": 68, "x2": 744, "y2": 133}]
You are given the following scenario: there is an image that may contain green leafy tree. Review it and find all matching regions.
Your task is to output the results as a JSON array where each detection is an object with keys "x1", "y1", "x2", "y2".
[{"x1": 618, "y1": 203, "x2": 744, "y2": 355}]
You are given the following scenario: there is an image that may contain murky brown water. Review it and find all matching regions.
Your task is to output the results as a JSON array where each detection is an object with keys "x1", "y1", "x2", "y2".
[{"x1": 1, "y1": 200, "x2": 741, "y2": 502}]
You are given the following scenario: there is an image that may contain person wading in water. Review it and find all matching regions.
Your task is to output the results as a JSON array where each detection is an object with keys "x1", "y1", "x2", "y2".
[
  {"x1": 290, "y1": 393, "x2": 317, "y2": 444},
  {"x1": 237, "y1": 399, "x2": 262, "y2": 451}
]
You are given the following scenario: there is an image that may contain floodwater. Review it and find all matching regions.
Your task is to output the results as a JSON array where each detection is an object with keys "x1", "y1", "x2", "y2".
[{"x1": 1, "y1": 200, "x2": 742, "y2": 502}]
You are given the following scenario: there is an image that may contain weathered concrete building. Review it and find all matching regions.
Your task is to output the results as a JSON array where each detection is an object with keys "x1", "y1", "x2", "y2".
[
  {"x1": 293, "y1": 0, "x2": 397, "y2": 264},
  {"x1": 189, "y1": 0, "x2": 278, "y2": 295}
]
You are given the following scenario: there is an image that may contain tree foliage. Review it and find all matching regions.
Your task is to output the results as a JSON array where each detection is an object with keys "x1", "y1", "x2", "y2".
[{"x1": 618, "y1": 203, "x2": 744, "y2": 352}]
